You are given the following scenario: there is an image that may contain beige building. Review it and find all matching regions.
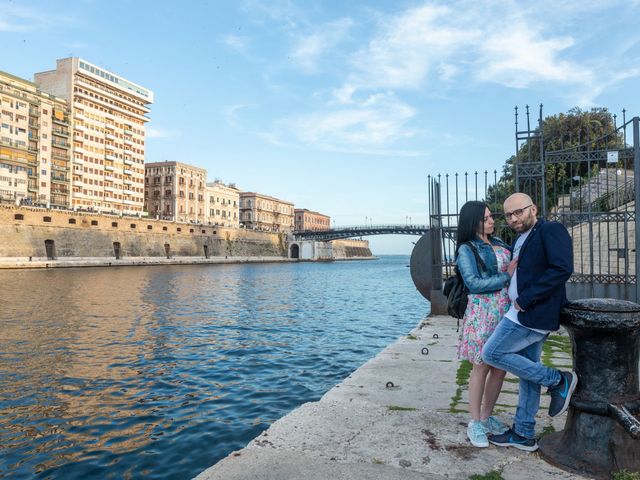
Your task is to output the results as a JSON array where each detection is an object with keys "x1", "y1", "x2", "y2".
[
  {"x1": 34, "y1": 58, "x2": 153, "y2": 215},
  {"x1": 0, "y1": 71, "x2": 71, "y2": 207},
  {"x1": 0, "y1": 163, "x2": 28, "y2": 204},
  {"x1": 144, "y1": 161, "x2": 207, "y2": 223},
  {"x1": 239, "y1": 192, "x2": 294, "y2": 232},
  {"x1": 206, "y1": 181, "x2": 239, "y2": 227},
  {"x1": 294, "y1": 208, "x2": 330, "y2": 231}
]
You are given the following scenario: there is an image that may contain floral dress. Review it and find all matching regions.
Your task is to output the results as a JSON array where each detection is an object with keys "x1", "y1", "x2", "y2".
[{"x1": 457, "y1": 245, "x2": 511, "y2": 365}]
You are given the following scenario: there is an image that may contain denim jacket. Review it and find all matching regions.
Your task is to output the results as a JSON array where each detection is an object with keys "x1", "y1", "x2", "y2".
[{"x1": 455, "y1": 236, "x2": 511, "y2": 294}]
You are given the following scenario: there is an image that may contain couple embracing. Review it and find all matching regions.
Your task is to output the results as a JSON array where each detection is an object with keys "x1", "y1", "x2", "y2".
[{"x1": 454, "y1": 193, "x2": 577, "y2": 451}]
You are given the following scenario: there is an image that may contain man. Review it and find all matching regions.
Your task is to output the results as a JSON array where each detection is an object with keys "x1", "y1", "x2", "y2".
[{"x1": 481, "y1": 192, "x2": 576, "y2": 452}]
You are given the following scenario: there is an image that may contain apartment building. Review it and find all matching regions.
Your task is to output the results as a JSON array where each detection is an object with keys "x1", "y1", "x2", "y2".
[
  {"x1": 34, "y1": 58, "x2": 153, "y2": 215},
  {"x1": 294, "y1": 208, "x2": 331, "y2": 231},
  {"x1": 206, "y1": 181, "x2": 239, "y2": 227},
  {"x1": 0, "y1": 71, "x2": 71, "y2": 207},
  {"x1": 239, "y1": 192, "x2": 294, "y2": 232},
  {"x1": 144, "y1": 161, "x2": 207, "y2": 223}
]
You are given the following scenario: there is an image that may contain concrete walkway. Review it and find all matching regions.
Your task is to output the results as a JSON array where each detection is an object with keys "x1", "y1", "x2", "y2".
[{"x1": 196, "y1": 316, "x2": 587, "y2": 480}]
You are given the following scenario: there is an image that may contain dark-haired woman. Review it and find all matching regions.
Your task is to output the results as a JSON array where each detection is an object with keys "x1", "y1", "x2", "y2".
[{"x1": 455, "y1": 200, "x2": 517, "y2": 448}]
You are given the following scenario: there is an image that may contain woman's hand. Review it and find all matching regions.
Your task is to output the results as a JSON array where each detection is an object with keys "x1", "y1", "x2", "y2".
[{"x1": 507, "y1": 257, "x2": 518, "y2": 277}]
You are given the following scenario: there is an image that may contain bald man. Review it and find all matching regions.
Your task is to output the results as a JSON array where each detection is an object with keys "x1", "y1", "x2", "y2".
[{"x1": 481, "y1": 193, "x2": 576, "y2": 452}]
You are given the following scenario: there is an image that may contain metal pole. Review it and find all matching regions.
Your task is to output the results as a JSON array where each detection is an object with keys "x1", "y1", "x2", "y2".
[{"x1": 634, "y1": 117, "x2": 640, "y2": 302}]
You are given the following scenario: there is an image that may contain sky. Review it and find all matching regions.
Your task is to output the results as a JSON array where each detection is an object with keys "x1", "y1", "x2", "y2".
[{"x1": 2, "y1": 0, "x2": 640, "y2": 254}]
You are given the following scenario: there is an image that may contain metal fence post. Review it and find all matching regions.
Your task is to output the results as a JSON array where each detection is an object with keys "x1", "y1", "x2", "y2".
[{"x1": 634, "y1": 117, "x2": 640, "y2": 302}]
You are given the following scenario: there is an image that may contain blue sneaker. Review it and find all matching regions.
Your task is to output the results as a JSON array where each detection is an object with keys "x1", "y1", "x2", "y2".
[
  {"x1": 481, "y1": 416, "x2": 508, "y2": 435},
  {"x1": 548, "y1": 371, "x2": 577, "y2": 417},
  {"x1": 467, "y1": 420, "x2": 489, "y2": 448},
  {"x1": 488, "y1": 427, "x2": 538, "y2": 452}
]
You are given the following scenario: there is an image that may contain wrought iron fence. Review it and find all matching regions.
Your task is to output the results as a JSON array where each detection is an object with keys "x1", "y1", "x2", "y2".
[{"x1": 428, "y1": 109, "x2": 640, "y2": 302}]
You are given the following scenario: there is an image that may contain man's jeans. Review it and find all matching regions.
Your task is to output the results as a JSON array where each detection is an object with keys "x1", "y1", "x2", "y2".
[{"x1": 482, "y1": 318, "x2": 561, "y2": 439}]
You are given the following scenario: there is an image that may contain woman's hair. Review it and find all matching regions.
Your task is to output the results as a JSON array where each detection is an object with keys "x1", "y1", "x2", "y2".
[{"x1": 456, "y1": 201, "x2": 489, "y2": 253}]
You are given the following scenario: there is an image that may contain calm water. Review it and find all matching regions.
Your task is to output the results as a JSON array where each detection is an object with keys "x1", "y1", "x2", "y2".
[{"x1": 0, "y1": 256, "x2": 428, "y2": 479}]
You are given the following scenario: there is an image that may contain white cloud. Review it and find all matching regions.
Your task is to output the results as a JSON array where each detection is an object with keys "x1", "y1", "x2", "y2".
[
  {"x1": 282, "y1": 93, "x2": 419, "y2": 154},
  {"x1": 220, "y1": 34, "x2": 250, "y2": 52},
  {"x1": 0, "y1": 3, "x2": 75, "y2": 32},
  {"x1": 290, "y1": 18, "x2": 353, "y2": 73},
  {"x1": 147, "y1": 127, "x2": 180, "y2": 139}
]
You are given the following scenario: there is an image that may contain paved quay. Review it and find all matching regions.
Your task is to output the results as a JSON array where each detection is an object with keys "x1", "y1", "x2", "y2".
[{"x1": 196, "y1": 315, "x2": 588, "y2": 480}]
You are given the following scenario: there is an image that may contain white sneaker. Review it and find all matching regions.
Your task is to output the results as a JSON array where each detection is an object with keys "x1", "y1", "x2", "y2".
[
  {"x1": 467, "y1": 420, "x2": 489, "y2": 447},
  {"x1": 481, "y1": 415, "x2": 509, "y2": 435}
]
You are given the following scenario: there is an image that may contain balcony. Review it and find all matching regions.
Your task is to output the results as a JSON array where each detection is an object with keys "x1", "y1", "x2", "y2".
[
  {"x1": 104, "y1": 186, "x2": 115, "y2": 192},
  {"x1": 105, "y1": 144, "x2": 115, "y2": 151},
  {"x1": 123, "y1": 158, "x2": 133, "y2": 166},
  {"x1": 123, "y1": 199, "x2": 135, "y2": 205},
  {"x1": 123, "y1": 189, "x2": 133, "y2": 195},
  {"x1": 51, "y1": 176, "x2": 67, "y2": 183},
  {"x1": 124, "y1": 129, "x2": 133, "y2": 135},
  {"x1": 52, "y1": 116, "x2": 69, "y2": 126},
  {"x1": 104, "y1": 196, "x2": 117, "y2": 202},
  {"x1": 104, "y1": 123, "x2": 115, "y2": 130},
  {"x1": 104, "y1": 175, "x2": 116, "y2": 182},
  {"x1": 52, "y1": 152, "x2": 70, "y2": 161},
  {"x1": 105, "y1": 133, "x2": 116, "y2": 141},
  {"x1": 123, "y1": 178, "x2": 133, "y2": 185},
  {"x1": 123, "y1": 169, "x2": 133, "y2": 175},
  {"x1": 73, "y1": 157, "x2": 84, "y2": 165},
  {"x1": 74, "y1": 113, "x2": 86, "y2": 121},
  {"x1": 74, "y1": 147, "x2": 85, "y2": 154},
  {"x1": 52, "y1": 139, "x2": 69, "y2": 148},
  {"x1": 105, "y1": 164, "x2": 115, "y2": 172},
  {"x1": 123, "y1": 138, "x2": 133, "y2": 146},
  {"x1": 73, "y1": 179, "x2": 84, "y2": 186},
  {"x1": 105, "y1": 154, "x2": 117, "y2": 161},
  {"x1": 75, "y1": 124, "x2": 86, "y2": 132},
  {"x1": 123, "y1": 149, "x2": 133, "y2": 156},
  {"x1": 52, "y1": 128, "x2": 69, "y2": 137}
]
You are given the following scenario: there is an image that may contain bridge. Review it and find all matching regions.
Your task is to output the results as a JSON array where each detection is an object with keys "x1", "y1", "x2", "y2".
[{"x1": 293, "y1": 224, "x2": 429, "y2": 241}]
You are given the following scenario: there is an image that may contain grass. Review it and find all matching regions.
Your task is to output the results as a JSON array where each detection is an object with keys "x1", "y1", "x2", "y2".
[
  {"x1": 539, "y1": 424, "x2": 556, "y2": 438},
  {"x1": 387, "y1": 405, "x2": 417, "y2": 412},
  {"x1": 449, "y1": 360, "x2": 472, "y2": 413},
  {"x1": 541, "y1": 334, "x2": 572, "y2": 368},
  {"x1": 469, "y1": 470, "x2": 504, "y2": 480},
  {"x1": 407, "y1": 334, "x2": 417, "y2": 340},
  {"x1": 613, "y1": 471, "x2": 640, "y2": 480}
]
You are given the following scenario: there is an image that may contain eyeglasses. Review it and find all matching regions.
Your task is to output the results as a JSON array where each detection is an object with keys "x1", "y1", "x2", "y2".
[{"x1": 504, "y1": 205, "x2": 533, "y2": 219}]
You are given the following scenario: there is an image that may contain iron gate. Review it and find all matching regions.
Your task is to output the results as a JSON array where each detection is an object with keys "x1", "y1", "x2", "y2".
[{"x1": 423, "y1": 107, "x2": 640, "y2": 310}]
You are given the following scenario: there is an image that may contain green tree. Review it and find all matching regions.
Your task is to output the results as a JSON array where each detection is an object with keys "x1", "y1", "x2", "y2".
[{"x1": 487, "y1": 107, "x2": 624, "y2": 216}]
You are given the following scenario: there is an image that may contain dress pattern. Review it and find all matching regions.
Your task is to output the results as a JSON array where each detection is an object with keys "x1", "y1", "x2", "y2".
[{"x1": 457, "y1": 245, "x2": 511, "y2": 364}]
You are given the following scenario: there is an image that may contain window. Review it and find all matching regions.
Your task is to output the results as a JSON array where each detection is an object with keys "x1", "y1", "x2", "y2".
[
  {"x1": 69, "y1": 218, "x2": 76, "y2": 224},
  {"x1": 91, "y1": 220, "x2": 98, "y2": 226},
  {"x1": 112, "y1": 222, "x2": 118, "y2": 227}
]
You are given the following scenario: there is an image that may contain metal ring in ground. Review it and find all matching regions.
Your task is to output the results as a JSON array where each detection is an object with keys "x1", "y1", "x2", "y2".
[
  {"x1": 421, "y1": 347, "x2": 429, "y2": 355},
  {"x1": 386, "y1": 381, "x2": 394, "y2": 388},
  {"x1": 433, "y1": 333, "x2": 439, "y2": 339}
]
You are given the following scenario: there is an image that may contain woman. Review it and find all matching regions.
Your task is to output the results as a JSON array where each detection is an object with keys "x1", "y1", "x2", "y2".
[{"x1": 455, "y1": 200, "x2": 516, "y2": 448}]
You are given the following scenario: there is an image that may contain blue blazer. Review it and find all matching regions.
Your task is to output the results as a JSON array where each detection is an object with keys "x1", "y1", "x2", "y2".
[{"x1": 515, "y1": 219, "x2": 573, "y2": 331}]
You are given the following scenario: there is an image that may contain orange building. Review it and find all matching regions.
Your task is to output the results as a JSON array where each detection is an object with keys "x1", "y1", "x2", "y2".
[{"x1": 294, "y1": 208, "x2": 331, "y2": 231}]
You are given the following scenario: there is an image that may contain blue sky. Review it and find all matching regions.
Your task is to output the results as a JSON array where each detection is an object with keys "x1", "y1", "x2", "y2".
[{"x1": 2, "y1": 0, "x2": 640, "y2": 254}]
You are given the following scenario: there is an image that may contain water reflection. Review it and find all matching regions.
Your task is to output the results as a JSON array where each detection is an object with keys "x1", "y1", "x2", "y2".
[{"x1": 0, "y1": 257, "x2": 427, "y2": 479}]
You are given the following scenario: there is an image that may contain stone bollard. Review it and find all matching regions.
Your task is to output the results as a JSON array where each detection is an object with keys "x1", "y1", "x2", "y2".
[{"x1": 539, "y1": 298, "x2": 640, "y2": 478}]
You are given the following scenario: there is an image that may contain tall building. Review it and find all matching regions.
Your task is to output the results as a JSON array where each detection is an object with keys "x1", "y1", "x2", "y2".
[
  {"x1": 0, "y1": 71, "x2": 71, "y2": 207},
  {"x1": 34, "y1": 58, "x2": 153, "y2": 215},
  {"x1": 294, "y1": 208, "x2": 331, "y2": 231},
  {"x1": 239, "y1": 192, "x2": 294, "y2": 232},
  {"x1": 206, "y1": 181, "x2": 239, "y2": 227},
  {"x1": 144, "y1": 161, "x2": 207, "y2": 223}
]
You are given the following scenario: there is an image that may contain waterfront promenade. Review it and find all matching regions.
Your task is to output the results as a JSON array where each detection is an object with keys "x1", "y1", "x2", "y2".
[{"x1": 196, "y1": 316, "x2": 587, "y2": 480}]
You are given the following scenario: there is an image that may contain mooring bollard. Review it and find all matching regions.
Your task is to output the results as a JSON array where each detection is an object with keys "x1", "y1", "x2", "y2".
[{"x1": 539, "y1": 298, "x2": 640, "y2": 478}]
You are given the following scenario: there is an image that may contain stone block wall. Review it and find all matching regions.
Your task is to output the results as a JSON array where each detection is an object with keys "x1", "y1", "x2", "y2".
[{"x1": 0, "y1": 205, "x2": 285, "y2": 259}]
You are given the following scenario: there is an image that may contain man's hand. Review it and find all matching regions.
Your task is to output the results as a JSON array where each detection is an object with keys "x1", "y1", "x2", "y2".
[{"x1": 515, "y1": 300, "x2": 525, "y2": 312}]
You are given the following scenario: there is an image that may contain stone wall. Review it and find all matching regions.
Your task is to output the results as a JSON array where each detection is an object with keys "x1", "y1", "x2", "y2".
[
  {"x1": 332, "y1": 239, "x2": 373, "y2": 259},
  {"x1": 0, "y1": 205, "x2": 285, "y2": 260}
]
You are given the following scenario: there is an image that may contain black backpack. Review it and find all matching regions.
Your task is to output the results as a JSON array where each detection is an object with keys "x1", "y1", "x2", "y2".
[{"x1": 443, "y1": 243, "x2": 487, "y2": 319}]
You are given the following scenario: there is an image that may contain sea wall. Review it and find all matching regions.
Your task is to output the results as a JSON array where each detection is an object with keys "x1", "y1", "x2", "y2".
[
  {"x1": 0, "y1": 205, "x2": 285, "y2": 260},
  {"x1": 332, "y1": 239, "x2": 373, "y2": 259}
]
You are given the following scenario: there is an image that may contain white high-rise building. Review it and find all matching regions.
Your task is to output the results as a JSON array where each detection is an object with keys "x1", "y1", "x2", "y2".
[{"x1": 35, "y1": 58, "x2": 153, "y2": 214}]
